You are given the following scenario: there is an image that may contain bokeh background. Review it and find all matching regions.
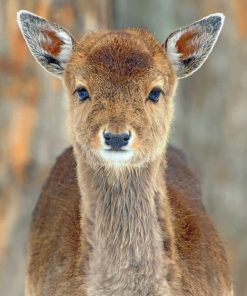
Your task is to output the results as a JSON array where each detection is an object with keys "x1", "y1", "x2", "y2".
[{"x1": 0, "y1": 0, "x2": 246, "y2": 295}]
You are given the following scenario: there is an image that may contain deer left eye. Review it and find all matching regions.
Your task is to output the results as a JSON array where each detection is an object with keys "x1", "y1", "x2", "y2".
[
  {"x1": 75, "y1": 87, "x2": 90, "y2": 102},
  {"x1": 148, "y1": 88, "x2": 162, "y2": 102}
]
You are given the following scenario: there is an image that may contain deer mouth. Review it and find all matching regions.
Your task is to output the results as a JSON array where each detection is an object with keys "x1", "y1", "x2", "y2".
[{"x1": 105, "y1": 148, "x2": 129, "y2": 152}]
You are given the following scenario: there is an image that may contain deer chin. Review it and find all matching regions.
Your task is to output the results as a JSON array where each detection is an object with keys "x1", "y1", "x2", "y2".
[{"x1": 99, "y1": 149, "x2": 134, "y2": 167}]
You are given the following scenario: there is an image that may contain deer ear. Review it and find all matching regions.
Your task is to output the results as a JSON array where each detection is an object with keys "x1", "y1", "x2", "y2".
[
  {"x1": 164, "y1": 13, "x2": 225, "y2": 78},
  {"x1": 17, "y1": 10, "x2": 76, "y2": 78}
]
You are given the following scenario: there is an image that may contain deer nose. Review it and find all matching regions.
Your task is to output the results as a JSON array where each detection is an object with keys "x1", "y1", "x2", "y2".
[{"x1": 103, "y1": 131, "x2": 131, "y2": 150}]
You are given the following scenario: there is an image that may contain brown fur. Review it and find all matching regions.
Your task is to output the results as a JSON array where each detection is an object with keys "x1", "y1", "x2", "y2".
[
  {"x1": 40, "y1": 29, "x2": 64, "y2": 56},
  {"x1": 176, "y1": 30, "x2": 198, "y2": 58},
  {"x1": 23, "y1": 26, "x2": 232, "y2": 295},
  {"x1": 26, "y1": 147, "x2": 232, "y2": 295}
]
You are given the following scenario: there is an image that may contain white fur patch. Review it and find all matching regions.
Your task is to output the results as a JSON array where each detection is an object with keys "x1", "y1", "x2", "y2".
[
  {"x1": 56, "y1": 31, "x2": 73, "y2": 62},
  {"x1": 99, "y1": 150, "x2": 134, "y2": 167},
  {"x1": 166, "y1": 32, "x2": 182, "y2": 67}
]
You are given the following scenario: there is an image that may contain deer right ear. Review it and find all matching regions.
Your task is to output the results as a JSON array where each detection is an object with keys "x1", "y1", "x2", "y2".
[
  {"x1": 17, "y1": 10, "x2": 76, "y2": 78},
  {"x1": 164, "y1": 14, "x2": 225, "y2": 78}
]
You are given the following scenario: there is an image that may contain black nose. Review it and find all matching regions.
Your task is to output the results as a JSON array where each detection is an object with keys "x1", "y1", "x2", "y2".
[{"x1": 103, "y1": 131, "x2": 131, "y2": 150}]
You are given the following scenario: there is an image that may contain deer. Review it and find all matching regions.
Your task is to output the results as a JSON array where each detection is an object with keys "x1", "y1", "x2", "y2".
[{"x1": 17, "y1": 10, "x2": 233, "y2": 296}]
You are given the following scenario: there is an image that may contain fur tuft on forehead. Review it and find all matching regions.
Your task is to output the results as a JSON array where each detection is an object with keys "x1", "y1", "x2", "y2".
[
  {"x1": 88, "y1": 44, "x2": 153, "y2": 78},
  {"x1": 72, "y1": 29, "x2": 169, "y2": 81}
]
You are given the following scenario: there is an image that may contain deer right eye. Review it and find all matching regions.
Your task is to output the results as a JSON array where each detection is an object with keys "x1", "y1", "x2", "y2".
[
  {"x1": 148, "y1": 88, "x2": 162, "y2": 103},
  {"x1": 74, "y1": 87, "x2": 90, "y2": 102}
]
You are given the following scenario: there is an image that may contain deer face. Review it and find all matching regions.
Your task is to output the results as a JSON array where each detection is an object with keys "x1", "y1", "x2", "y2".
[
  {"x1": 17, "y1": 11, "x2": 224, "y2": 168},
  {"x1": 64, "y1": 30, "x2": 176, "y2": 167}
]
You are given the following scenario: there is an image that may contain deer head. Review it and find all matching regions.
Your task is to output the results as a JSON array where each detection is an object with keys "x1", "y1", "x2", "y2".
[{"x1": 17, "y1": 11, "x2": 224, "y2": 169}]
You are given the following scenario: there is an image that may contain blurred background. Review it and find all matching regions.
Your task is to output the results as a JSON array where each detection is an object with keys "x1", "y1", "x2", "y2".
[{"x1": 0, "y1": 0, "x2": 246, "y2": 295}]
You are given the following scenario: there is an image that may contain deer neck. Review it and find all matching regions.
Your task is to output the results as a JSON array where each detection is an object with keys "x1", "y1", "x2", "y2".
[{"x1": 75, "y1": 149, "x2": 173, "y2": 296}]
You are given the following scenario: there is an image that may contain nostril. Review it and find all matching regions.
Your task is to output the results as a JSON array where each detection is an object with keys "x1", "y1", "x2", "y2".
[
  {"x1": 104, "y1": 132, "x2": 111, "y2": 141},
  {"x1": 123, "y1": 132, "x2": 131, "y2": 142}
]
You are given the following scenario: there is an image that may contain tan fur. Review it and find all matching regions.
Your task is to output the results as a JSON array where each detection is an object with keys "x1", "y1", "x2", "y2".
[{"x1": 23, "y1": 26, "x2": 232, "y2": 295}]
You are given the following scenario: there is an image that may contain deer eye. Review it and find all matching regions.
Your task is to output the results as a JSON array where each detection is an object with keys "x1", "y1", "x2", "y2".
[
  {"x1": 74, "y1": 87, "x2": 90, "y2": 102},
  {"x1": 148, "y1": 88, "x2": 162, "y2": 102}
]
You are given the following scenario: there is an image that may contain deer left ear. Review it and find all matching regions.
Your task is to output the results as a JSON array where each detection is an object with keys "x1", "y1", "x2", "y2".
[
  {"x1": 164, "y1": 13, "x2": 225, "y2": 78},
  {"x1": 17, "y1": 10, "x2": 76, "y2": 78}
]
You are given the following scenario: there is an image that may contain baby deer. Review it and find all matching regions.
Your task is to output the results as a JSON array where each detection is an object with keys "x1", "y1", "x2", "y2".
[{"x1": 17, "y1": 10, "x2": 233, "y2": 296}]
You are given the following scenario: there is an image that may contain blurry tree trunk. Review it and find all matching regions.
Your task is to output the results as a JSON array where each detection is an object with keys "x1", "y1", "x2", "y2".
[
  {"x1": 0, "y1": 1, "x2": 112, "y2": 296},
  {"x1": 82, "y1": 0, "x2": 112, "y2": 30}
]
